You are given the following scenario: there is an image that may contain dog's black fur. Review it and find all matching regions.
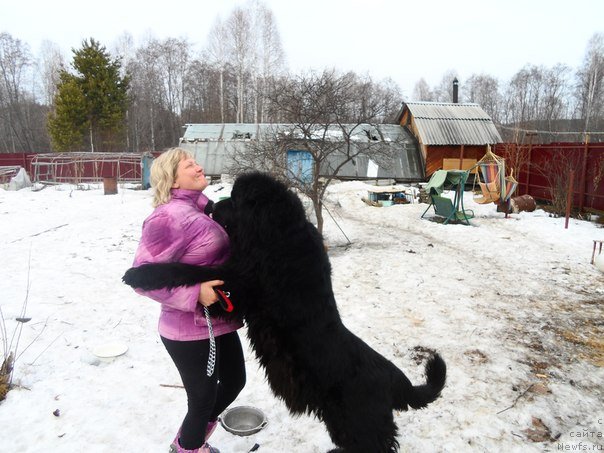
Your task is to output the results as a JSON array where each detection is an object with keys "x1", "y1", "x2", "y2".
[{"x1": 123, "y1": 172, "x2": 446, "y2": 453}]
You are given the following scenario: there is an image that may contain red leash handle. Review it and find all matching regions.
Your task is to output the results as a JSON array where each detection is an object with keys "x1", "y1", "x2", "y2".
[{"x1": 214, "y1": 288, "x2": 234, "y2": 312}]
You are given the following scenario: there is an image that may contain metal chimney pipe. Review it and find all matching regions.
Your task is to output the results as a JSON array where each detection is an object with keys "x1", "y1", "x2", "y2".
[{"x1": 452, "y1": 78, "x2": 459, "y2": 103}]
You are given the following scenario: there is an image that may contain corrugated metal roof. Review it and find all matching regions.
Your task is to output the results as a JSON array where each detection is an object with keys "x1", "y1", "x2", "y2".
[
  {"x1": 400, "y1": 102, "x2": 502, "y2": 145},
  {"x1": 179, "y1": 123, "x2": 423, "y2": 181},
  {"x1": 182, "y1": 123, "x2": 410, "y2": 143}
]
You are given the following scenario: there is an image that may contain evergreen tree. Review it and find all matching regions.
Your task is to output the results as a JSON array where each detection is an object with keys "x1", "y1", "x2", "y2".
[
  {"x1": 47, "y1": 72, "x2": 87, "y2": 151},
  {"x1": 48, "y1": 38, "x2": 130, "y2": 151}
]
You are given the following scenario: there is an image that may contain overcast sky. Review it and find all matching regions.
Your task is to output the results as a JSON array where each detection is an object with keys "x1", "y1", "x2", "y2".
[{"x1": 3, "y1": 0, "x2": 603, "y2": 97}]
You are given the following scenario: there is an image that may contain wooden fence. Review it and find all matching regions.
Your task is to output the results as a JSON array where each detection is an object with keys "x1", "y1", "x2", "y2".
[
  {"x1": 494, "y1": 142, "x2": 604, "y2": 213},
  {"x1": 0, "y1": 152, "x2": 153, "y2": 185},
  {"x1": 2, "y1": 145, "x2": 604, "y2": 212}
]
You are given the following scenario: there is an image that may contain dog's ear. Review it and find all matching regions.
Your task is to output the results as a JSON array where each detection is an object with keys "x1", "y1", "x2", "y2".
[
  {"x1": 212, "y1": 198, "x2": 234, "y2": 231},
  {"x1": 203, "y1": 200, "x2": 215, "y2": 215}
]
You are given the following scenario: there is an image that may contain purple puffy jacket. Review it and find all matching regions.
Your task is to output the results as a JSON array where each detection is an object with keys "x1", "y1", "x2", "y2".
[{"x1": 132, "y1": 188, "x2": 242, "y2": 341}]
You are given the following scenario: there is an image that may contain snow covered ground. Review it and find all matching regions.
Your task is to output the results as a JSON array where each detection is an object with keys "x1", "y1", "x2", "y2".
[{"x1": 1, "y1": 180, "x2": 603, "y2": 453}]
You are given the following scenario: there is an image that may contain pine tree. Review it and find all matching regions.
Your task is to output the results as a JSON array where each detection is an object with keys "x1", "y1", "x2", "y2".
[{"x1": 48, "y1": 38, "x2": 130, "y2": 152}]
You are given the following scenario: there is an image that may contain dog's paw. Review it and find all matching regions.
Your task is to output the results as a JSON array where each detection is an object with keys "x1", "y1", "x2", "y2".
[{"x1": 122, "y1": 266, "x2": 156, "y2": 290}]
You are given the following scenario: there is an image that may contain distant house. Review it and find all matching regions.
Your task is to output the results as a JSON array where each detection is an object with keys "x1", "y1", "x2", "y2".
[
  {"x1": 397, "y1": 102, "x2": 502, "y2": 177},
  {"x1": 178, "y1": 123, "x2": 425, "y2": 182}
]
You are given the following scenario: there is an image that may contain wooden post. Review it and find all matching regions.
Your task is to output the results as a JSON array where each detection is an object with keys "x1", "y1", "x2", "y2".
[
  {"x1": 103, "y1": 177, "x2": 118, "y2": 195},
  {"x1": 565, "y1": 170, "x2": 575, "y2": 229},
  {"x1": 592, "y1": 240, "x2": 604, "y2": 265},
  {"x1": 578, "y1": 134, "x2": 589, "y2": 213},
  {"x1": 459, "y1": 144, "x2": 465, "y2": 170},
  {"x1": 524, "y1": 135, "x2": 533, "y2": 196}
]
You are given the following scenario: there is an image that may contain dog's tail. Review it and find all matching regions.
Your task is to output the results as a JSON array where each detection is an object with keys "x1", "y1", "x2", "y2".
[{"x1": 394, "y1": 353, "x2": 447, "y2": 410}]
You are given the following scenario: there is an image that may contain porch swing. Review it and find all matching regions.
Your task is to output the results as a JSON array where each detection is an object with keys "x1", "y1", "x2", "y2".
[
  {"x1": 472, "y1": 146, "x2": 506, "y2": 204},
  {"x1": 501, "y1": 169, "x2": 519, "y2": 210},
  {"x1": 471, "y1": 146, "x2": 519, "y2": 210}
]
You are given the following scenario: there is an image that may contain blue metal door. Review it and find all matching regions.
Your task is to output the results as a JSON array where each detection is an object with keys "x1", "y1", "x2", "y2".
[{"x1": 287, "y1": 150, "x2": 313, "y2": 184}]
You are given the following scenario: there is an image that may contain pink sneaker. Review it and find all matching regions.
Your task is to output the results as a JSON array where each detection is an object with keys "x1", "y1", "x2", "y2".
[
  {"x1": 205, "y1": 420, "x2": 218, "y2": 441},
  {"x1": 169, "y1": 440, "x2": 220, "y2": 453},
  {"x1": 201, "y1": 444, "x2": 220, "y2": 453},
  {"x1": 169, "y1": 421, "x2": 221, "y2": 453}
]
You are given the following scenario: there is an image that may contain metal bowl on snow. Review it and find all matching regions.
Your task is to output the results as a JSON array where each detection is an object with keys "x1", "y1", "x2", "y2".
[{"x1": 219, "y1": 406, "x2": 268, "y2": 436}]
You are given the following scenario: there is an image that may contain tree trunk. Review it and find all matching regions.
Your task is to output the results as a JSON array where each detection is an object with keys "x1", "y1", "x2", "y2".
[
  {"x1": 219, "y1": 68, "x2": 224, "y2": 123},
  {"x1": 253, "y1": 75, "x2": 259, "y2": 124},
  {"x1": 313, "y1": 196, "x2": 324, "y2": 235},
  {"x1": 89, "y1": 123, "x2": 94, "y2": 152},
  {"x1": 150, "y1": 105, "x2": 155, "y2": 151},
  {"x1": 237, "y1": 69, "x2": 243, "y2": 123}
]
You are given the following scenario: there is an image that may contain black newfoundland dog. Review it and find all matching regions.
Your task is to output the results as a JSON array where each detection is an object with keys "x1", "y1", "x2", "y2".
[{"x1": 123, "y1": 172, "x2": 446, "y2": 453}]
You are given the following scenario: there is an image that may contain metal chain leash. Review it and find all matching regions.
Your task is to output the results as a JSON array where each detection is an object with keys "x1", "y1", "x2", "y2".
[{"x1": 204, "y1": 306, "x2": 216, "y2": 377}]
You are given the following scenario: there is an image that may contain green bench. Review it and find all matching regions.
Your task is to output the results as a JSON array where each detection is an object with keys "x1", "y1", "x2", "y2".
[{"x1": 424, "y1": 194, "x2": 474, "y2": 225}]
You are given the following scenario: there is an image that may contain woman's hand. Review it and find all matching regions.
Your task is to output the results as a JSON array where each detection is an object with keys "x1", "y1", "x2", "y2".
[{"x1": 198, "y1": 280, "x2": 225, "y2": 307}]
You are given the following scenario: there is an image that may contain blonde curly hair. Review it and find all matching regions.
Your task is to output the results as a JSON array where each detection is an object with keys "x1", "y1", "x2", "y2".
[{"x1": 150, "y1": 147, "x2": 194, "y2": 207}]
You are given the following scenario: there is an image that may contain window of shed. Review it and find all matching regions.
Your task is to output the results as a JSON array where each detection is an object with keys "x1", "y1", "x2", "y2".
[{"x1": 232, "y1": 131, "x2": 252, "y2": 139}]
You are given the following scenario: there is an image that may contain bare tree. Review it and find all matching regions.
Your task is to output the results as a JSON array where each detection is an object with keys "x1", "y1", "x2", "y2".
[
  {"x1": 207, "y1": 18, "x2": 229, "y2": 123},
  {"x1": 466, "y1": 73, "x2": 501, "y2": 123},
  {"x1": 0, "y1": 32, "x2": 36, "y2": 152},
  {"x1": 576, "y1": 32, "x2": 604, "y2": 132},
  {"x1": 539, "y1": 149, "x2": 581, "y2": 216},
  {"x1": 112, "y1": 32, "x2": 136, "y2": 151},
  {"x1": 183, "y1": 57, "x2": 211, "y2": 121},
  {"x1": 412, "y1": 78, "x2": 434, "y2": 101},
  {"x1": 112, "y1": 32, "x2": 136, "y2": 71},
  {"x1": 592, "y1": 153, "x2": 604, "y2": 196},
  {"x1": 125, "y1": 36, "x2": 192, "y2": 151},
  {"x1": 503, "y1": 65, "x2": 538, "y2": 126},
  {"x1": 129, "y1": 38, "x2": 163, "y2": 151},
  {"x1": 541, "y1": 64, "x2": 571, "y2": 127},
  {"x1": 208, "y1": 1, "x2": 286, "y2": 124},
  {"x1": 499, "y1": 63, "x2": 578, "y2": 135},
  {"x1": 433, "y1": 70, "x2": 459, "y2": 102},
  {"x1": 253, "y1": 1, "x2": 286, "y2": 123},
  {"x1": 38, "y1": 40, "x2": 65, "y2": 107},
  {"x1": 159, "y1": 38, "x2": 190, "y2": 117},
  {"x1": 230, "y1": 70, "x2": 400, "y2": 234},
  {"x1": 226, "y1": 7, "x2": 254, "y2": 123}
]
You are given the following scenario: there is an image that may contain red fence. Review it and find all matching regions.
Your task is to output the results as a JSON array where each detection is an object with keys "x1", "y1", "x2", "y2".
[
  {"x1": 0, "y1": 152, "x2": 154, "y2": 185},
  {"x1": 0, "y1": 153, "x2": 33, "y2": 175},
  {"x1": 3, "y1": 146, "x2": 604, "y2": 212},
  {"x1": 494, "y1": 142, "x2": 604, "y2": 213}
]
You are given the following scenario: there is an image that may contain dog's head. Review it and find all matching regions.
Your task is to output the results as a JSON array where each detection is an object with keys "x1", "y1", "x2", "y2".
[{"x1": 217, "y1": 172, "x2": 307, "y2": 243}]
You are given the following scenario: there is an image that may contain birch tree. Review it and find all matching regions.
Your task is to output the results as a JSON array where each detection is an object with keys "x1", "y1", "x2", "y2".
[
  {"x1": 158, "y1": 37, "x2": 191, "y2": 144},
  {"x1": 38, "y1": 40, "x2": 65, "y2": 107},
  {"x1": 128, "y1": 40, "x2": 162, "y2": 151},
  {"x1": 412, "y1": 78, "x2": 434, "y2": 101},
  {"x1": 207, "y1": 18, "x2": 229, "y2": 123},
  {"x1": 227, "y1": 7, "x2": 253, "y2": 123},
  {"x1": 433, "y1": 70, "x2": 459, "y2": 102},
  {"x1": 252, "y1": 1, "x2": 286, "y2": 123},
  {"x1": 466, "y1": 73, "x2": 501, "y2": 123},
  {"x1": 541, "y1": 64, "x2": 571, "y2": 126},
  {"x1": 576, "y1": 32, "x2": 604, "y2": 132},
  {"x1": 503, "y1": 65, "x2": 536, "y2": 125},
  {"x1": 0, "y1": 32, "x2": 36, "y2": 152}
]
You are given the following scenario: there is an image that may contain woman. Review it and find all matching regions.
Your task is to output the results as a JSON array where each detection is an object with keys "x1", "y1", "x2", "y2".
[{"x1": 131, "y1": 147, "x2": 245, "y2": 453}]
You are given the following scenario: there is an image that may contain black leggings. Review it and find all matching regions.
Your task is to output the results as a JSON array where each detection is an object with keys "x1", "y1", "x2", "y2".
[{"x1": 161, "y1": 331, "x2": 246, "y2": 449}]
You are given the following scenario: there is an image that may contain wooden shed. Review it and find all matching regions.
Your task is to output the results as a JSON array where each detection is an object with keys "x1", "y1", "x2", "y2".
[
  {"x1": 179, "y1": 123, "x2": 424, "y2": 182},
  {"x1": 397, "y1": 102, "x2": 502, "y2": 178}
]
